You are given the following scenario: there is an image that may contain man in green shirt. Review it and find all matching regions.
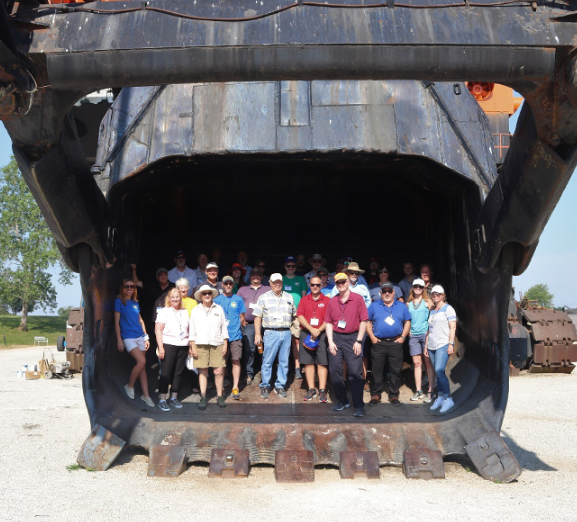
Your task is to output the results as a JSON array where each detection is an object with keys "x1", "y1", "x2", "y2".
[{"x1": 283, "y1": 256, "x2": 307, "y2": 379}]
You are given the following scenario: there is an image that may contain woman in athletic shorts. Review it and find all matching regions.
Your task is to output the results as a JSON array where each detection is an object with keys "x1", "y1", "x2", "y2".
[{"x1": 114, "y1": 278, "x2": 155, "y2": 408}]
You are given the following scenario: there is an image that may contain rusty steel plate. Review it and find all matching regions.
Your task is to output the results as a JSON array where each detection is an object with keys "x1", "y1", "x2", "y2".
[
  {"x1": 275, "y1": 450, "x2": 314, "y2": 483},
  {"x1": 531, "y1": 322, "x2": 576, "y2": 343},
  {"x1": 148, "y1": 445, "x2": 187, "y2": 477},
  {"x1": 403, "y1": 449, "x2": 445, "y2": 480},
  {"x1": 465, "y1": 430, "x2": 521, "y2": 483},
  {"x1": 523, "y1": 310, "x2": 569, "y2": 323},
  {"x1": 77, "y1": 424, "x2": 125, "y2": 471},
  {"x1": 339, "y1": 451, "x2": 380, "y2": 479},
  {"x1": 208, "y1": 449, "x2": 249, "y2": 478},
  {"x1": 533, "y1": 343, "x2": 577, "y2": 366}
]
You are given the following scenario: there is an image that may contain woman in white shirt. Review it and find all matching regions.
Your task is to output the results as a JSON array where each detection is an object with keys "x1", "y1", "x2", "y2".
[
  {"x1": 155, "y1": 288, "x2": 190, "y2": 412},
  {"x1": 424, "y1": 285, "x2": 457, "y2": 414}
]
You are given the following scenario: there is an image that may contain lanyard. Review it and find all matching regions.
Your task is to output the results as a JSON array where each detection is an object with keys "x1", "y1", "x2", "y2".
[
  {"x1": 310, "y1": 296, "x2": 322, "y2": 318},
  {"x1": 383, "y1": 301, "x2": 395, "y2": 320},
  {"x1": 172, "y1": 308, "x2": 185, "y2": 332},
  {"x1": 338, "y1": 299, "x2": 348, "y2": 321}
]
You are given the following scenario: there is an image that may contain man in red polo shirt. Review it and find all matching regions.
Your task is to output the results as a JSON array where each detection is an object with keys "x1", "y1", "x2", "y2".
[
  {"x1": 297, "y1": 275, "x2": 331, "y2": 403},
  {"x1": 325, "y1": 272, "x2": 369, "y2": 418}
]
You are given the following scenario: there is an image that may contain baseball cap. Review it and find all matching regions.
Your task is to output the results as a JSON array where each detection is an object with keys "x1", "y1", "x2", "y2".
[
  {"x1": 380, "y1": 282, "x2": 394, "y2": 291},
  {"x1": 250, "y1": 270, "x2": 263, "y2": 279},
  {"x1": 431, "y1": 284, "x2": 445, "y2": 294},
  {"x1": 317, "y1": 267, "x2": 329, "y2": 275},
  {"x1": 303, "y1": 334, "x2": 319, "y2": 351},
  {"x1": 413, "y1": 278, "x2": 425, "y2": 286},
  {"x1": 222, "y1": 275, "x2": 234, "y2": 283},
  {"x1": 156, "y1": 267, "x2": 168, "y2": 277},
  {"x1": 334, "y1": 272, "x2": 348, "y2": 282},
  {"x1": 269, "y1": 273, "x2": 283, "y2": 283},
  {"x1": 174, "y1": 250, "x2": 186, "y2": 257},
  {"x1": 285, "y1": 255, "x2": 296, "y2": 264},
  {"x1": 206, "y1": 262, "x2": 219, "y2": 270}
]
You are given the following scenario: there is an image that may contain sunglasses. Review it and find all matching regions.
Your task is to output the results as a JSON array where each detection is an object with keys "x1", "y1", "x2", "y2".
[
  {"x1": 310, "y1": 283, "x2": 321, "y2": 287},
  {"x1": 124, "y1": 284, "x2": 134, "y2": 289},
  {"x1": 285, "y1": 264, "x2": 296, "y2": 268},
  {"x1": 201, "y1": 292, "x2": 213, "y2": 296},
  {"x1": 382, "y1": 289, "x2": 394, "y2": 294},
  {"x1": 413, "y1": 285, "x2": 424, "y2": 289},
  {"x1": 223, "y1": 282, "x2": 234, "y2": 286},
  {"x1": 378, "y1": 270, "x2": 388, "y2": 274},
  {"x1": 319, "y1": 273, "x2": 328, "y2": 276},
  {"x1": 176, "y1": 256, "x2": 185, "y2": 259},
  {"x1": 432, "y1": 292, "x2": 442, "y2": 297},
  {"x1": 336, "y1": 280, "x2": 347, "y2": 285},
  {"x1": 256, "y1": 264, "x2": 266, "y2": 268},
  {"x1": 312, "y1": 261, "x2": 321, "y2": 264}
]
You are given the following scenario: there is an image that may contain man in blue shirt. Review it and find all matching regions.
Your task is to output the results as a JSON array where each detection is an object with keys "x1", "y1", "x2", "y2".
[
  {"x1": 215, "y1": 276, "x2": 246, "y2": 400},
  {"x1": 367, "y1": 282, "x2": 411, "y2": 406}
]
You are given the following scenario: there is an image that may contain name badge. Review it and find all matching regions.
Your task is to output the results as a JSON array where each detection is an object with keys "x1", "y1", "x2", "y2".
[
  {"x1": 337, "y1": 320, "x2": 347, "y2": 329},
  {"x1": 179, "y1": 331, "x2": 187, "y2": 340},
  {"x1": 310, "y1": 318, "x2": 320, "y2": 326},
  {"x1": 249, "y1": 303, "x2": 256, "y2": 309},
  {"x1": 225, "y1": 319, "x2": 230, "y2": 327},
  {"x1": 285, "y1": 285, "x2": 292, "y2": 291},
  {"x1": 273, "y1": 313, "x2": 282, "y2": 322},
  {"x1": 156, "y1": 307, "x2": 162, "y2": 313},
  {"x1": 385, "y1": 316, "x2": 395, "y2": 326}
]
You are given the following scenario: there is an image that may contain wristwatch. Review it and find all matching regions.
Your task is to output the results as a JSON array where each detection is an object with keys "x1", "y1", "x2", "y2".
[
  {"x1": 400, "y1": 336, "x2": 406, "y2": 340},
  {"x1": 356, "y1": 339, "x2": 363, "y2": 343},
  {"x1": 449, "y1": 341, "x2": 455, "y2": 346}
]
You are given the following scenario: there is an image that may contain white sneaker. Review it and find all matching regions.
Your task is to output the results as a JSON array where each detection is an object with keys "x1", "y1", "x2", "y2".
[
  {"x1": 439, "y1": 397, "x2": 454, "y2": 414},
  {"x1": 124, "y1": 384, "x2": 134, "y2": 399},
  {"x1": 141, "y1": 395, "x2": 155, "y2": 408},
  {"x1": 430, "y1": 396, "x2": 444, "y2": 410}
]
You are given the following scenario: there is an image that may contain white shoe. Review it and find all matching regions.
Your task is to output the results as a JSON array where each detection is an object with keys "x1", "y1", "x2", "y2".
[
  {"x1": 439, "y1": 397, "x2": 454, "y2": 414},
  {"x1": 124, "y1": 384, "x2": 134, "y2": 399},
  {"x1": 430, "y1": 396, "x2": 444, "y2": 410},
  {"x1": 141, "y1": 395, "x2": 155, "y2": 408}
]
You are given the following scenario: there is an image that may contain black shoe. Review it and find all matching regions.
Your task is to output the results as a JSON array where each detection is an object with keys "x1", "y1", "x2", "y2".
[
  {"x1": 274, "y1": 387, "x2": 287, "y2": 398},
  {"x1": 332, "y1": 401, "x2": 350, "y2": 411},
  {"x1": 260, "y1": 387, "x2": 270, "y2": 400},
  {"x1": 354, "y1": 407, "x2": 365, "y2": 418}
]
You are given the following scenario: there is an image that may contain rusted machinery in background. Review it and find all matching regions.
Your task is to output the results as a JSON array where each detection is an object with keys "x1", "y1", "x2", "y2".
[
  {"x1": 64, "y1": 307, "x2": 84, "y2": 373},
  {"x1": 509, "y1": 295, "x2": 577, "y2": 375},
  {"x1": 3, "y1": 0, "x2": 577, "y2": 484}
]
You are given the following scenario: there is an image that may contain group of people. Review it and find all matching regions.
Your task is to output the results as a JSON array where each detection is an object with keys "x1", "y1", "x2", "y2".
[{"x1": 113, "y1": 251, "x2": 457, "y2": 417}]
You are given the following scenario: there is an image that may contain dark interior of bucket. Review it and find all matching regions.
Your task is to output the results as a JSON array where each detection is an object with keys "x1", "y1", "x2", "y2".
[{"x1": 105, "y1": 152, "x2": 484, "y2": 421}]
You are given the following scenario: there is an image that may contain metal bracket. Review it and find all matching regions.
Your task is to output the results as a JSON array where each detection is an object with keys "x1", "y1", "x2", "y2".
[
  {"x1": 339, "y1": 451, "x2": 380, "y2": 479},
  {"x1": 465, "y1": 430, "x2": 521, "y2": 483},
  {"x1": 208, "y1": 449, "x2": 249, "y2": 478},
  {"x1": 403, "y1": 449, "x2": 445, "y2": 480},
  {"x1": 275, "y1": 450, "x2": 314, "y2": 483},
  {"x1": 148, "y1": 445, "x2": 187, "y2": 477},
  {"x1": 77, "y1": 424, "x2": 125, "y2": 471}
]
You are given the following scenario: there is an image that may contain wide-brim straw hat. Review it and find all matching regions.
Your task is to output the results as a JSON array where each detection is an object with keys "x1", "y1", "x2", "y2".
[
  {"x1": 345, "y1": 262, "x2": 365, "y2": 274},
  {"x1": 194, "y1": 284, "x2": 219, "y2": 301},
  {"x1": 308, "y1": 254, "x2": 326, "y2": 266}
]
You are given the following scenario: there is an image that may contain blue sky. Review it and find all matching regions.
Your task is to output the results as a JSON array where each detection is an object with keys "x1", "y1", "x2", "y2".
[{"x1": 1, "y1": 96, "x2": 576, "y2": 313}]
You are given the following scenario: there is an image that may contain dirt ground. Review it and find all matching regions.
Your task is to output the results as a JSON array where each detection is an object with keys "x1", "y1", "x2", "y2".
[{"x1": 0, "y1": 346, "x2": 575, "y2": 522}]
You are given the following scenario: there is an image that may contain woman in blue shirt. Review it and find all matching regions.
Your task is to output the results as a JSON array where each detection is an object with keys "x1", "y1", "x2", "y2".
[
  {"x1": 406, "y1": 278, "x2": 434, "y2": 403},
  {"x1": 114, "y1": 279, "x2": 155, "y2": 408}
]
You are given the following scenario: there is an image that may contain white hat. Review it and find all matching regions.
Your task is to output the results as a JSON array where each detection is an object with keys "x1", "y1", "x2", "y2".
[
  {"x1": 206, "y1": 262, "x2": 219, "y2": 270},
  {"x1": 269, "y1": 273, "x2": 283, "y2": 283},
  {"x1": 194, "y1": 284, "x2": 218, "y2": 301},
  {"x1": 431, "y1": 284, "x2": 445, "y2": 294},
  {"x1": 412, "y1": 278, "x2": 425, "y2": 286}
]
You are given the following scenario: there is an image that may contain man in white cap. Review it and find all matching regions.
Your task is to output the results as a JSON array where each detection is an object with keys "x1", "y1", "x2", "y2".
[
  {"x1": 193, "y1": 262, "x2": 223, "y2": 295},
  {"x1": 304, "y1": 254, "x2": 327, "y2": 286},
  {"x1": 189, "y1": 284, "x2": 228, "y2": 410},
  {"x1": 253, "y1": 273, "x2": 296, "y2": 399}
]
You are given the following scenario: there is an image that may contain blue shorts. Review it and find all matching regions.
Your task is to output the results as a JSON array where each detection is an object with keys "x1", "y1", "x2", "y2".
[{"x1": 409, "y1": 333, "x2": 427, "y2": 356}]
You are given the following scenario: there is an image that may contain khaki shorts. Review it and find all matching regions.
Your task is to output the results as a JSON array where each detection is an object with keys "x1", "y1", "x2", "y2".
[
  {"x1": 228, "y1": 339, "x2": 243, "y2": 361},
  {"x1": 195, "y1": 344, "x2": 226, "y2": 369},
  {"x1": 290, "y1": 317, "x2": 300, "y2": 338}
]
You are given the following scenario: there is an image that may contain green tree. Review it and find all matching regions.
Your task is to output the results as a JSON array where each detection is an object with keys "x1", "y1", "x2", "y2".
[
  {"x1": 524, "y1": 284, "x2": 554, "y2": 308},
  {"x1": 0, "y1": 157, "x2": 73, "y2": 330},
  {"x1": 58, "y1": 306, "x2": 73, "y2": 318}
]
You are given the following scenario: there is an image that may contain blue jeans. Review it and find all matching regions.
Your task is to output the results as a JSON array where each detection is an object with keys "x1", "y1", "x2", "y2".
[
  {"x1": 260, "y1": 329, "x2": 291, "y2": 390},
  {"x1": 428, "y1": 344, "x2": 451, "y2": 397}
]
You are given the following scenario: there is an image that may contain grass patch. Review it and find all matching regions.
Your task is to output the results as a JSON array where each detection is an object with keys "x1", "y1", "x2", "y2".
[
  {"x1": 0, "y1": 315, "x2": 67, "y2": 348},
  {"x1": 66, "y1": 463, "x2": 83, "y2": 472}
]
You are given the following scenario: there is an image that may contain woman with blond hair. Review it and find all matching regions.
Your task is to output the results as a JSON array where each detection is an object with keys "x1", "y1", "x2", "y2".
[
  {"x1": 406, "y1": 278, "x2": 434, "y2": 403},
  {"x1": 155, "y1": 287, "x2": 190, "y2": 412},
  {"x1": 114, "y1": 279, "x2": 155, "y2": 408}
]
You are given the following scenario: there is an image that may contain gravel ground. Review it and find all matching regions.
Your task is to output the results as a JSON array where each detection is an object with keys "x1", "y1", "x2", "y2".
[{"x1": 1, "y1": 346, "x2": 575, "y2": 522}]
